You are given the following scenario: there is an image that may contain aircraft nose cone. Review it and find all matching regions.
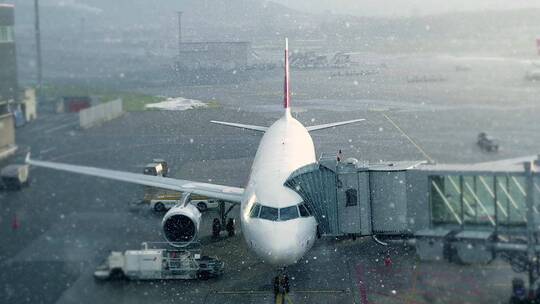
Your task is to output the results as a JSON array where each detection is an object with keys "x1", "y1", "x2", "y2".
[
  {"x1": 264, "y1": 239, "x2": 307, "y2": 266},
  {"x1": 245, "y1": 218, "x2": 316, "y2": 267},
  {"x1": 252, "y1": 235, "x2": 305, "y2": 266}
]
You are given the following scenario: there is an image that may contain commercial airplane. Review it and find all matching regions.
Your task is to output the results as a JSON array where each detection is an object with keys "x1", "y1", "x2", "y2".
[{"x1": 26, "y1": 39, "x2": 364, "y2": 269}]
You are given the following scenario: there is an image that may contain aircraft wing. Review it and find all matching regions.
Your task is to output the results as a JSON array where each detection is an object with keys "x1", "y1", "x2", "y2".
[
  {"x1": 26, "y1": 154, "x2": 244, "y2": 203},
  {"x1": 306, "y1": 119, "x2": 365, "y2": 132},
  {"x1": 210, "y1": 120, "x2": 268, "y2": 132}
]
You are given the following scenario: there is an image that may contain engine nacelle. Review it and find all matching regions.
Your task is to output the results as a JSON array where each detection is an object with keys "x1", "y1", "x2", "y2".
[{"x1": 162, "y1": 203, "x2": 202, "y2": 247}]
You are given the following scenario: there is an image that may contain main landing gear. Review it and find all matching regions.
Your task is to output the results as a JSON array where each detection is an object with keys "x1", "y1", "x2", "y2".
[{"x1": 212, "y1": 201, "x2": 236, "y2": 238}]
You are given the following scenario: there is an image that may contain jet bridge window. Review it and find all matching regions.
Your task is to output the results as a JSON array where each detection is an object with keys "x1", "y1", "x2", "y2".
[
  {"x1": 345, "y1": 189, "x2": 358, "y2": 207},
  {"x1": 259, "y1": 206, "x2": 279, "y2": 221},
  {"x1": 430, "y1": 174, "x2": 528, "y2": 227},
  {"x1": 279, "y1": 206, "x2": 299, "y2": 221}
]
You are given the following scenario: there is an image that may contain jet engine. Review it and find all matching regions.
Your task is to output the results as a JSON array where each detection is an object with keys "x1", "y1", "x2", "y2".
[{"x1": 162, "y1": 203, "x2": 202, "y2": 247}]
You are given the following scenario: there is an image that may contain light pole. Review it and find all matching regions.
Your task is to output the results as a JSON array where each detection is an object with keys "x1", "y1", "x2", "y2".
[{"x1": 34, "y1": 0, "x2": 42, "y2": 97}]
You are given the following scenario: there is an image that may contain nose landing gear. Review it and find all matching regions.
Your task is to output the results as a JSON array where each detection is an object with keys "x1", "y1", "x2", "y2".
[{"x1": 273, "y1": 270, "x2": 290, "y2": 304}]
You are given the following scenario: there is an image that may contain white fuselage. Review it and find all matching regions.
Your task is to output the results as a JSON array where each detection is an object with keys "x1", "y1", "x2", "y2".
[{"x1": 240, "y1": 111, "x2": 318, "y2": 266}]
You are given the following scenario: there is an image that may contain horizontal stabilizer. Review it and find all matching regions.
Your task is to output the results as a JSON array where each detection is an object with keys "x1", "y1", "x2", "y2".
[
  {"x1": 210, "y1": 120, "x2": 268, "y2": 132},
  {"x1": 306, "y1": 119, "x2": 365, "y2": 132}
]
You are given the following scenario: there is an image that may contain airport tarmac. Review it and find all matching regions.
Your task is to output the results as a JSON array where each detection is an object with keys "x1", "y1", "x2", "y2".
[{"x1": 1, "y1": 54, "x2": 540, "y2": 303}]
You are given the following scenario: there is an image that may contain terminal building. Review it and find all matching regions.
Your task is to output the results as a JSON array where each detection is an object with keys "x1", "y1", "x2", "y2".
[
  {"x1": 175, "y1": 13, "x2": 250, "y2": 71},
  {"x1": 0, "y1": 3, "x2": 17, "y2": 102},
  {"x1": 177, "y1": 41, "x2": 250, "y2": 71},
  {"x1": 0, "y1": 3, "x2": 17, "y2": 159}
]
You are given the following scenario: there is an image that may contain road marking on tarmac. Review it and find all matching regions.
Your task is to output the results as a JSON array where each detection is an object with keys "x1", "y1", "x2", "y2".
[
  {"x1": 407, "y1": 261, "x2": 420, "y2": 304},
  {"x1": 214, "y1": 289, "x2": 347, "y2": 295},
  {"x1": 44, "y1": 122, "x2": 78, "y2": 134},
  {"x1": 383, "y1": 113, "x2": 435, "y2": 163},
  {"x1": 355, "y1": 264, "x2": 369, "y2": 304},
  {"x1": 39, "y1": 147, "x2": 57, "y2": 155}
]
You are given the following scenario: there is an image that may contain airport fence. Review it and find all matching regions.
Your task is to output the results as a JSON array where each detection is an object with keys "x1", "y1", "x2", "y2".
[{"x1": 79, "y1": 98, "x2": 123, "y2": 129}]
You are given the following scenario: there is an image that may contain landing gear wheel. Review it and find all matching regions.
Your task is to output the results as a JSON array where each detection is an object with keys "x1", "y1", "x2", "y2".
[
  {"x1": 212, "y1": 218, "x2": 221, "y2": 238},
  {"x1": 154, "y1": 202, "x2": 165, "y2": 212},
  {"x1": 226, "y1": 218, "x2": 235, "y2": 237},
  {"x1": 197, "y1": 271, "x2": 210, "y2": 280},
  {"x1": 109, "y1": 268, "x2": 125, "y2": 280}
]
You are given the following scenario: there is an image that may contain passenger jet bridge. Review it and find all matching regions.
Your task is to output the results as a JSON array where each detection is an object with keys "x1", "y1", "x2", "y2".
[{"x1": 285, "y1": 155, "x2": 540, "y2": 288}]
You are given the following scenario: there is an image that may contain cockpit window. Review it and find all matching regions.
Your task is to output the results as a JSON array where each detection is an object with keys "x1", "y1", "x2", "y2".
[
  {"x1": 279, "y1": 205, "x2": 299, "y2": 221},
  {"x1": 252, "y1": 203, "x2": 310, "y2": 221},
  {"x1": 299, "y1": 203, "x2": 311, "y2": 217},
  {"x1": 259, "y1": 206, "x2": 279, "y2": 221},
  {"x1": 249, "y1": 203, "x2": 261, "y2": 218}
]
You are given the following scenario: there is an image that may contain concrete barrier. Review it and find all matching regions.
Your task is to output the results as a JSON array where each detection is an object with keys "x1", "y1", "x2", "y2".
[
  {"x1": 0, "y1": 113, "x2": 17, "y2": 160},
  {"x1": 79, "y1": 99, "x2": 123, "y2": 129}
]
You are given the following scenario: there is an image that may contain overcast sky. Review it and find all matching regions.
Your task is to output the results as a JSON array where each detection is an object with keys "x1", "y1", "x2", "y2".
[{"x1": 273, "y1": 0, "x2": 540, "y2": 17}]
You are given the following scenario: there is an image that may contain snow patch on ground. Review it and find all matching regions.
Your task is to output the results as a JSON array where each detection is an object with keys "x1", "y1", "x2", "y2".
[{"x1": 145, "y1": 97, "x2": 208, "y2": 111}]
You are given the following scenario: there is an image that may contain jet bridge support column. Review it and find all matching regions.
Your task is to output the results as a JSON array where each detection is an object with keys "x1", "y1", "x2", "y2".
[{"x1": 525, "y1": 161, "x2": 538, "y2": 293}]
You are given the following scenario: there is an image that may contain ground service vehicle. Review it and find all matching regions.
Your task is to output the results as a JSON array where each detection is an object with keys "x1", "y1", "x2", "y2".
[
  {"x1": 143, "y1": 163, "x2": 165, "y2": 176},
  {"x1": 1, "y1": 164, "x2": 29, "y2": 190},
  {"x1": 146, "y1": 192, "x2": 182, "y2": 212},
  {"x1": 144, "y1": 191, "x2": 218, "y2": 212},
  {"x1": 477, "y1": 132, "x2": 499, "y2": 152},
  {"x1": 94, "y1": 244, "x2": 224, "y2": 281},
  {"x1": 152, "y1": 159, "x2": 169, "y2": 176}
]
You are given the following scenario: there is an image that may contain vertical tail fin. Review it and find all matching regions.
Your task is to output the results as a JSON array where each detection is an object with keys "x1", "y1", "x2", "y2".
[{"x1": 283, "y1": 38, "x2": 291, "y2": 114}]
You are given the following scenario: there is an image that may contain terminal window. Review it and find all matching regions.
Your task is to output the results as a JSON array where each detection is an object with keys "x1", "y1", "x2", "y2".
[{"x1": 0, "y1": 26, "x2": 13, "y2": 43}]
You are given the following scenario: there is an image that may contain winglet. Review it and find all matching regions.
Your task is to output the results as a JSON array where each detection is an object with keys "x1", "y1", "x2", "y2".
[
  {"x1": 283, "y1": 38, "x2": 291, "y2": 115},
  {"x1": 25, "y1": 152, "x2": 31, "y2": 164}
]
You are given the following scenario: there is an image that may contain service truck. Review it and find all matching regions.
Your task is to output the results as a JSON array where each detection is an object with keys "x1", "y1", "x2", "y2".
[
  {"x1": 1, "y1": 164, "x2": 30, "y2": 190},
  {"x1": 94, "y1": 244, "x2": 224, "y2": 281}
]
